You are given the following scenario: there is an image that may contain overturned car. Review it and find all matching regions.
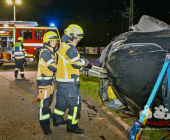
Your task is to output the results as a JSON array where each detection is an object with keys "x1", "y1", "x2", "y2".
[{"x1": 98, "y1": 15, "x2": 170, "y2": 116}]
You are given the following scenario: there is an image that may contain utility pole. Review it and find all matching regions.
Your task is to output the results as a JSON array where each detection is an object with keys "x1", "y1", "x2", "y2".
[
  {"x1": 122, "y1": 0, "x2": 134, "y2": 30},
  {"x1": 129, "y1": 0, "x2": 134, "y2": 26}
]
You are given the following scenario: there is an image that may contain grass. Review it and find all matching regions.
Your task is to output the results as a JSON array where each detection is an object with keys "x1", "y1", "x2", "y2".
[
  {"x1": 79, "y1": 74, "x2": 101, "y2": 101},
  {"x1": 79, "y1": 74, "x2": 170, "y2": 140}
]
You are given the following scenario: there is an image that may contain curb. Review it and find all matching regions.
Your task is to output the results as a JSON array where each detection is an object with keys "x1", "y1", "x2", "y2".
[{"x1": 80, "y1": 92, "x2": 131, "y2": 138}]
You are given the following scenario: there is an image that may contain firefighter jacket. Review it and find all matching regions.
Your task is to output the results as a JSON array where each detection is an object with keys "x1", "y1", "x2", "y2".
[
  {"x1": 37, "y1": 44, "x2": 58, "y2": 86},
  {"x1": 56, "y1": 40, "x2": 85, "y2": 87},
  {"x1": 12, "y1": 42, "x2": 28, "y2": 59}
]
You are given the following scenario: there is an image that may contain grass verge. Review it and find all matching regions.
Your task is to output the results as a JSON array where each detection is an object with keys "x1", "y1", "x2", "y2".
[{"x1": 79, "y1": 74, "x2": 170, "y2": 140}]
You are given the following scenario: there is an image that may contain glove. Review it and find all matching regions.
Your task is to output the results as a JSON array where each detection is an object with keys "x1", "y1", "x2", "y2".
[
  {"x1": 83, "y1": 63, "x2": 92, "y2": 70},
  {"x1": 81, "y1": 57, "x2": 89, "y2": 66},
  {"x1": 81, "y1": 69, "x2": 88, "y2": 77}
]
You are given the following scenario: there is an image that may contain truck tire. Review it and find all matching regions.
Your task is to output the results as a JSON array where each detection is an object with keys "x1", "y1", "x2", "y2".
[{"x1": 137, "y1": 15, "x2": 170, "y2": 32}]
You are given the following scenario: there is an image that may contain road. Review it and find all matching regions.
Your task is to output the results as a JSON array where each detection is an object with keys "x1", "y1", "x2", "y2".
[{"x1": 0, "y1": 62, "x2": 127, "y2": 140}]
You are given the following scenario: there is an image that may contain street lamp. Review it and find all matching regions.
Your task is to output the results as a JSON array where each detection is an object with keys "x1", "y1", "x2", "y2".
[{"x1": 7, "y1": 0, "x2": 21, "y2": 22}]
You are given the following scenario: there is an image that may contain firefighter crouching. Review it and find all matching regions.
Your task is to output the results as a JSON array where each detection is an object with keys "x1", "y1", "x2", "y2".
[
  {"x1": 37, "y1": 31, "x2": 59, "y2": 135},
  {"x1": 53, "y1": 24, "x2": 92, "y2": 134},
  {"x1": 12, "y1": 37, "x2": 28, "y2": 78}
]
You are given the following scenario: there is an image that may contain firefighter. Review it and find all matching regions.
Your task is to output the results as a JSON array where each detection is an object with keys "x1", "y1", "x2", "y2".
[
  {"x1": 53, "y1": 24, "x2": 92, "y2": 134},
  {"x1": 37, "y1": 31, "x2": 59, "y2": 135},
  {"x1": 12, "y1": 37, "x2": 28, "y2": 78}
]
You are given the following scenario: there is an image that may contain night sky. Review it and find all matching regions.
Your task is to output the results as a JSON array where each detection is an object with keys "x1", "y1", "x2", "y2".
[{"x1": 0, "y1": 0, "x2": 170, "y2": 46}]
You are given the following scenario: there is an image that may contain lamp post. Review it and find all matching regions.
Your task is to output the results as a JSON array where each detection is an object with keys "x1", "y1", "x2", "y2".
[{"x1": 7, "y1": 0, "x2": 21, "y2": 22}]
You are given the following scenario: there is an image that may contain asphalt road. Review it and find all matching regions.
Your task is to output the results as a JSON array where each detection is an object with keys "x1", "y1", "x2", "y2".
[{"x1": 0, "y1": 62, "x2": 127, "y2": 140}]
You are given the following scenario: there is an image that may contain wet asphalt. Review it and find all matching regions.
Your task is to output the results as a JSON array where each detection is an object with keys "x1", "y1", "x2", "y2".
[{"x1": 0, "y1": 62, "x2": 127, "y2": 140}]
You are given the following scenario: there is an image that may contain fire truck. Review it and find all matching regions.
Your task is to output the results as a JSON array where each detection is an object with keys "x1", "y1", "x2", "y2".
[{"x1": 0, "y1": 21, "x2": 61, "y2": 66}]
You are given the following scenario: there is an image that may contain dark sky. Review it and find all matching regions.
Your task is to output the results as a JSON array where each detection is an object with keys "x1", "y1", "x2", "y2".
[{"x1": 0, "y1": 0, "x2": 170, "y2": 46}]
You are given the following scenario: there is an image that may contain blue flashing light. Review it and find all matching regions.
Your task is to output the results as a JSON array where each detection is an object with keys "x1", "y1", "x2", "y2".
[{"x1": 50, "y1": 23, "x2": 55, "y2": 27}]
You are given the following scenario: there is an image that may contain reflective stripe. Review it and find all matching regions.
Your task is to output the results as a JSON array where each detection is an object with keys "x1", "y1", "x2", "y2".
[
  {"x1": 14, "y1": 52, "x2": 24, "y2": 54},
  {"x1": 14, "y1": 52, "x2": 24, "y2": 56},
  {"x1": 67, "y1": 115, "x2": 73, "y2": 120},
  {"x1": 37, "y1": 66, "x2": 41, "y2": 76},
  {"x1": 20, "y1": 71, "x2": 24, "y2": 74},
  {"x1": 72, "y1": 107, "x2": 78, "y2": 124},
  {"x1": 77, "y1": 96, "x2": 79, "y2": 105},
  {"x1": 39, "y1": 60, "x2": 47, "y2": 67},
  {"x1": 39, "y1": 100, "x2": 50, "y2": 120},
  {"x1": 56, "y1": 77, "x2": 79, "y2": 82},
  {"x1": 71, "y1": 57, "x2": 79, "y2": 63},
  {"x1": 54, "y1": 109, "x2": 64, "y2": 116},
  {"x1": 47, "y1": 59, "x2": 54, "y2": 65},
  {"x1": 79, "y1": 59, "x2": 85, "y2": 65},
  {"x1": 68, "y1": 115, "x2": 72, "y2": 120},
  {"x1": 37, "y1": 77, "x2": 53, "y2": 80},
  {"x1": 58, "y1": 53, "x2": 69, "y2": 78},
  {"x1": 15, "y1": 56, "x2": 25, "y2": 59},
  {"x1": 75, "y1": 119, "x2": 78, "y2": 124},
  {"x1": 23, "y1": 43, "x2": 43, "y2": 47},
  {"x1": 15, "y1": 68, "x2": 19, "y2": 70}
]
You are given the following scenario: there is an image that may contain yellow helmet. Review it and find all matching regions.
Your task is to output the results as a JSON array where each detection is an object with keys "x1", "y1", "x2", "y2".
[
  {"x1": 64, "y1": 24, "x2": 83, "y2": 39},
  {"x1": 43, "y1": 31, "x2": 59, "y2": 43},
  {"x1": 18, "y1": 37, "x2": 24, "y2": 41}
]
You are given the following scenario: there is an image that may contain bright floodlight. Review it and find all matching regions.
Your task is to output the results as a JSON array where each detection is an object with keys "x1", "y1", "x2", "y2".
[
  {"x1": 7, "y1": 0, "x2": 13, "y2": 4},
  {"x1": 50, "y1": 23, "x2": 55, "y2": 27},
  {"x1": 16, "y1": 0, "x2": 21, "y2": 4}
]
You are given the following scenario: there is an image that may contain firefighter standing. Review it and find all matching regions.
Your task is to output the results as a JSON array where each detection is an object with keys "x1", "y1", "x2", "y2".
[
  {"x1": 53, "y1": 24, "x2": 92, "y2": 134},
  {"x1": 37, "y1": 31, "x2": 59, "y2": 135},
  {"x1": 12, "y1": 37, "x2": 28, "y2": 78}
]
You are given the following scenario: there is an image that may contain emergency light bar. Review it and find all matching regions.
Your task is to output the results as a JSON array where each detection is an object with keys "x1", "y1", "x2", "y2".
[
  {"x1": 50, "y1": 23, "x2": 55, "y2": 27},
  {"x1": 0, "y1": 21, "x2": 38, "y2": 27}
]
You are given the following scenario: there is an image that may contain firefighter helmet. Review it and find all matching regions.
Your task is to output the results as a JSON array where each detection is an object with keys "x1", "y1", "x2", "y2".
[
  {"x1": 64, "y1": 24, "x2": 83, "y2": 39},
  {"x1": 43, "y1": 31, "x2": 59, "y2": 43},
  {"x1": 18, "y1": 37, "x2": 24, "y2": 41}
]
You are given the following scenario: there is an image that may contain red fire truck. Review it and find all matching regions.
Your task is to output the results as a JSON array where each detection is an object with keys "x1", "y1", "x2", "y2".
[{"x1": 0, "y1": 21, "x2": 61, "y2": 65}]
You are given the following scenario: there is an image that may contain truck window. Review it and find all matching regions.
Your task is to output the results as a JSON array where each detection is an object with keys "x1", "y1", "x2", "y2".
[
  {"x1": 35, "y1": 30, "x2": 42, "y2": 40},
  {"x1": 20, "y1": 30, "x2": 32, "y2": 39}
]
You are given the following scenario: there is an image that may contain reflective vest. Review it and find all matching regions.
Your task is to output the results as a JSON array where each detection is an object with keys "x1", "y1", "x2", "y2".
[
  {"x1": 37, "y1": 44, "x2": 58, "y2": 86},
  {"x1": 56, "y1": 41, "x2": 85, "y2": 86},
  {"x1": 13, "y1": 42, "x2": 27, "y2": 59}
]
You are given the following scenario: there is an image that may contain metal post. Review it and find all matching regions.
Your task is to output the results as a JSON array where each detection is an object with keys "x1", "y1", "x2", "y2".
[
  {"x1": 129, "y1": 0, "x2": 134, "y2": 26},
  {"x1": 122, "y1": 16, "x2": 123, "y2": 33},
  {"x1": 14, "y1": 4, "x2": 16, "y2": 22}
]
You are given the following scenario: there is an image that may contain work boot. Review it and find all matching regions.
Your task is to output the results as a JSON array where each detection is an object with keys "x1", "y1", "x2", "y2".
[
  {"x1": 14, "y1": 70, "x2": 18, "y2": 78},
  {"x1": 53, "y1": 118, "x2": 67, "y2": 126},
  {"x1": 67, "y1": 121, "x2": 84, "y2": 134},
  {"x1": 41, "y1": 127, "x2": 52, "y2": 135},
  {"x1": 20, "y1": 74, "x2": 24, "y2": 78}
]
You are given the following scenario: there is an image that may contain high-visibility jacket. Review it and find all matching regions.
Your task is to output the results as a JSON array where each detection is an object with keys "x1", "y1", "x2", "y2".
[
  {"x1": 37, "y1": 44, "x2": 58, "y2": 86},
  {"x1": 12, "y1": 42, "x2": 28, "y2": 59},
  {"x1": 56, "y1": 40, "x2": 85, "y2": 87}
]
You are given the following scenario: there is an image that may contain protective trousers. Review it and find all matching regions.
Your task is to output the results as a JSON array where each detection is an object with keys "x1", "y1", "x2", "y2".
[
  {"x1": 53, "y1": 85, "x2": 81, "y2": 129},
  {"x1": 14, "y1": 58, "x2": 25, "y2": 77},
  {"x1": 38, "y1": 83, "x2": 54, "y2": 129}
]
